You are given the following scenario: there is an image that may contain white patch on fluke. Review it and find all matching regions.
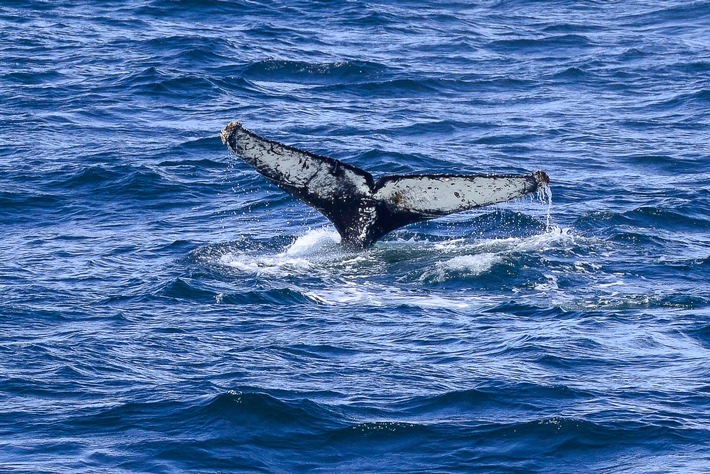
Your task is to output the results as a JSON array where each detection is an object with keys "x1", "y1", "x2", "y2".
[
  {"x1": 375, "y1": 175, "x2": 536, "y2": 215},
  {"x1": 232, "y1": 126, "x2": 371, "y2": 200}
]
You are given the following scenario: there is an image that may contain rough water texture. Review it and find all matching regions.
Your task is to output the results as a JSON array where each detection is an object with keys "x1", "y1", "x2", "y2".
[{"x1": 1, "y1": 1, "x2": 709, "y2": 472}]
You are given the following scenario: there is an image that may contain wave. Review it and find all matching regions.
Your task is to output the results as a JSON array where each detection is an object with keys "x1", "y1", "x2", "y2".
[
  {"x1": 488, "y1": 34, "x2": 593, "y2": 53},
  {"x1": 160, "y1": 277, "x2": 320, "y2": 305},
  {"x1": 2, "y1": 69, "x2": 65, "y2": 85},
  {"x1": 579, "y1": 292, "x2": 708, "y2": 311},
  {"x1": 159, "y1": 156, "x2": 225, "y2": 168},
  {"x1": 243, "y1": 59, "x2": 387, "y2": 85},
  {"x1": 53, "y1": 164, "x2": 194, "y2": 203},
  {"x1": 624, "y1": 2, "x2": 710, "y2": 27},
  {"x1": 0, "y1": 190, "x2": 65, "y2": 214},
  {"x1": 314, "y1": 77, "x2": 441, "y2": 97},
  {"x1": 34, "y1": 387, "x2": 706, "y2": 471},
  {"x1": 135, "y1": 0, "x2": 261, "y2": 17},
  {"x1": 398, "y1": 383, "x2": 596, "y2": 420},
  {"x1": 163, "y1": 136, "x2": 225, "y2": 156},
  {"x1": 688, "y1": 324, "x2": 710, "y2": 350},
  {"x1": 313, "y1": 75, "x2": 535, "y2": 97},
  {"x1": 60, "y1": 165, "x2": 122, "y2": 187},
  {"x1": 113, "y1": 67, "x2": 219, "y2": 98},
  {"x1": 576, "y1": 205, "x2": 709, "y2": 233},
  {"x1": 635, "y1": 89, "x2": 710, "y2": 113},
  {"x1": 140, "y1": 34, "x2": 233, "y2": 63}
]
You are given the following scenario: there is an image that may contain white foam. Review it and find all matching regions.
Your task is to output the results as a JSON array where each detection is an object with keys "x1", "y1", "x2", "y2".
[
  {"x1": 509, "y1": 226, "x2": 576, "y2": 252},
  {"x1": 212, "y1": 228, "x2": 343, "y2": 277},
  {"x1": 430, "y1": 226, "x2": 577, "y2": 256},
  {"x1": 533, "y1": 274, "x2": 559, "y2": 291},
  {"x1": 202, "y1": 226, "x2": 589, "y2": 305},
  {"x1": 422, "y1": 253, "x2": 502, "y2": 283},
  {"x1": 219, "y1": 251, "x2": 314, "y2": 277},
  {"x1": 444, "y1": 253, "x2": 502, "y2": 272},
  {"x1": 305, "y1": 281, "x2": 484, "y2": 310}
]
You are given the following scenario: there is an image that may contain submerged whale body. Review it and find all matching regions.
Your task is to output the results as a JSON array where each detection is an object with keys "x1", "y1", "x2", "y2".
[{"x1": 221, "y1": 121, "x2": 550, "y2": 249}]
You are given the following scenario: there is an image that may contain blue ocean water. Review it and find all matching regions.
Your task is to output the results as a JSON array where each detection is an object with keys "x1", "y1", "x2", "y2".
[{"x1": 1, "y1": 0, "x2": 709, "y2": 471}]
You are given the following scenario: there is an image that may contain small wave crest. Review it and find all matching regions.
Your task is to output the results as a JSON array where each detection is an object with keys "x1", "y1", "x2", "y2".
[{"x1": 243, "y1": 59, "x2": 386, "y2": 85}]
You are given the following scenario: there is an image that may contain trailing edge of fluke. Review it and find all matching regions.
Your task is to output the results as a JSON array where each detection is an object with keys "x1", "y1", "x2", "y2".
[{"x1": 221, "y1": 121, "x2": 550, "y2": 249}]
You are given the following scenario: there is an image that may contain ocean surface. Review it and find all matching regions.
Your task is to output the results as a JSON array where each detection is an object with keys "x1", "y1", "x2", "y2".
[{"x1": 1, "y1": 1, "x2": 709, "y2": 472}]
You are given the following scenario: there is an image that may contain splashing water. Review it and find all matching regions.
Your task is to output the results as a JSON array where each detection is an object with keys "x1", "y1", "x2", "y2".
[
  {"x1": 536, "y1": 184, "x2": 553, "y2": 231},
  {"x1": 285, "y1": 228, "x2": 341, "y2": 257}
]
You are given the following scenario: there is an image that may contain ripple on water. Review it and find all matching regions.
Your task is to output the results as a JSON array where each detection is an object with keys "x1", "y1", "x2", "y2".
[{"x1": 2, "y1": 0, "x2": 709, "y2": 472}]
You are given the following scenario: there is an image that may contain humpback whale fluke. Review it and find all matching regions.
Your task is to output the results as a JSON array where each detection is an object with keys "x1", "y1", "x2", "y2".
[{"x1": 221, "y1": 121, "x2": 550, "y2": 249}]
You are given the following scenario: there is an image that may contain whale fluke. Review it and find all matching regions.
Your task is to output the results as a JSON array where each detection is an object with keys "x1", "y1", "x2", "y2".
[{"x1": 221, "y1": 121, "x2": 549, "y2": 249}]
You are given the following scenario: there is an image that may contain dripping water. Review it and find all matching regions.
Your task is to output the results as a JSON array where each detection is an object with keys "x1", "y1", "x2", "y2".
[{"x1": 536, "y1": 184, "x2": 553, "y2": 231}]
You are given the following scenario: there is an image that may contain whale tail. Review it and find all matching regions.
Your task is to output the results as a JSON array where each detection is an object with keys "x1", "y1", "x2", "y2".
[{"x1": 221, "y1": 122, "x2": 549, "y2": 249}]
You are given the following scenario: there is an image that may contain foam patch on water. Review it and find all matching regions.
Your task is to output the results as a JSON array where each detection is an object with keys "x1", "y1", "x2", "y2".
[
  {"x1": 422, "y1": 253, "x2": 503, "y2": 283},
  {"x1": 192, "y1": 223, "x2": 618, "y2": 311},
  {"x1": 507, "y1": 226, "x2": 576, "y2": 252},
  {"x1": 441, "y1": 253, "x2": 502, "y2": 272},
  {"x1": 432, "y1": 225, "x2": 577, "y2": 254},
  {"x1": 305, "y1": 281, "x2": 491, "y2": 310},
  {"x1": 198, "y1": 226, "x2": 588, "y2": 299},
  {"x1": 212, "y1": 228, "x2": 344, "y2": 277},
  {"x1": 219, "y1": 252, "x2": 315, "y2": 277}
]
